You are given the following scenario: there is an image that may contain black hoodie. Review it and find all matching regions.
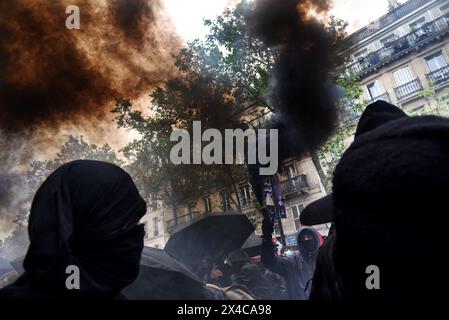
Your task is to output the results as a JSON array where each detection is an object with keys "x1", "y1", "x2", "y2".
[
  {"x1": 313, "y1": 115, "x2": 449, "y2": 299},
  {"x1": 261, "y1": 226, "x2": 320, "y2": 300},
  {"x1": 0, "y1": 160, "x2": 146, "y2": 300}
]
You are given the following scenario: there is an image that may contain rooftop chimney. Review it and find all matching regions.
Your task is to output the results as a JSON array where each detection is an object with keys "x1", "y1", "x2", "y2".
[{"x1": 388, "y1": 0, "x2": 401, "y2": 10}]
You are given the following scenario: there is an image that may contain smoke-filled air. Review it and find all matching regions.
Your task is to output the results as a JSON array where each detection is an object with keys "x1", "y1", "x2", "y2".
[{"x1": 0, "y1": 0, "x2": 181, "y2": 245}]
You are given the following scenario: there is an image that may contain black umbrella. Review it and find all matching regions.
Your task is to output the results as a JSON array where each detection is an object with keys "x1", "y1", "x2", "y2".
[
  {"x1": 164, "y1": 211, "x2": 255, "y2": 268},
  {"x1": 122, "y1": 246, "x2": 206, "y2": 300},
  {"x1": 241, "y1": 233, "x2": 263, "y2": 257}
]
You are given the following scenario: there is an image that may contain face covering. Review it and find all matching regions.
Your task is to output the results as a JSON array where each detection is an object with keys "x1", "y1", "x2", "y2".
[{"x1": 18, "y1": 160, "x2": 146, "y2": 298}]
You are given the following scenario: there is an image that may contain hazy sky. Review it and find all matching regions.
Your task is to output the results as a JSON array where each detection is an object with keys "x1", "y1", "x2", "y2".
[
  {"x1": 164, "y1": 0, "x2": 402, "y2": 41},
  {"x1": 331, "y1": 0, "x2": 400, "y2": 33}
]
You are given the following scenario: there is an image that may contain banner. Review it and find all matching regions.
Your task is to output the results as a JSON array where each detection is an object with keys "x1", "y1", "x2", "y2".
[{"x1": 263, "y1": 176, "x2": 287, "y2": 219}]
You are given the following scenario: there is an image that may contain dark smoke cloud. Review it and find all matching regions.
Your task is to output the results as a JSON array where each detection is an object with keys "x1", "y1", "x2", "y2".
[
  {"x1": 0, "y1": 0, "x2": 180, "y2": 133},
  {"x1": 0, "y1": 0, "x2": 181, "y2": 241},
  {"x1": 111, "y1": 0, "x2": 155, "y2": 47},
  {"x1": 247, "y1": 0, "x2": 338, "y2": 160}
]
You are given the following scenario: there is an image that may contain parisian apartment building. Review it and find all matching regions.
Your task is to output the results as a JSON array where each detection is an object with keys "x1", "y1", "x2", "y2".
[{"x1": 344, "y1": 0, "x2": 449, "y2": 113}]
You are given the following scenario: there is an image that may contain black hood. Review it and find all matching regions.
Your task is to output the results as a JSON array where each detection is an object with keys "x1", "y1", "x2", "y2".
[
  {"x1": 333, "y1": 115, "x2": 449, "y2": 298},
  {"x1": 16, "y1": 160, "x2": 147, "y2": 297}
]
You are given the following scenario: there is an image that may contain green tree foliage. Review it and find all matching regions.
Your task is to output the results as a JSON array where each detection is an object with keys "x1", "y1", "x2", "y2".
[
  {"x1": 27, "y1": 135, "x2": 122, "y2": 192},
  {"x1": 1, "y1": 136, "x2": 121, "y2": 259},
  {"x1": 0, "y1": 216, "x2": 27, "y2": 260},
  {"x1": 418, "y1": 81, "x2": 449, "y2": 116},
  {"x1": 318, "y1": 125, "x2": 354, "y2": 190},
  {"x1": 185, "y1": 0, "x2": 276, "y2": 109},
  {"x1": 318, "y1": 18, "x2": 369, "y2": 191},
  {"x1": 112, "y1": 1, "x2": 276, "y2": 215}
]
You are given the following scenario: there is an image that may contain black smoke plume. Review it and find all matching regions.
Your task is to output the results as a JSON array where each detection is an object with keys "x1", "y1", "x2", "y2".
[
  {"x1": 247, "y1": 0, "x2": 338, "y2": 161},
  {"x1": 0, "y1": 0, "x2": 180, "y2": 246},
  {"x1": 0, "y1": 0, "x2": 180, "y2": 133}
]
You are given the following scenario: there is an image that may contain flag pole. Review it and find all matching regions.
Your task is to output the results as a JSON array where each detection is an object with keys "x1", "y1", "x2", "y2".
[{"x1": 269, "y1": 175, "x2": 287, "y2": 247}]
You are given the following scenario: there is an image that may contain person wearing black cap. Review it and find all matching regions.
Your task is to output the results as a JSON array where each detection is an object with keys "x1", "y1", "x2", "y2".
[
  {"x1": 300, "y1": 100, "x2": 408, "y2": 226},
  {"x1": 310, "y1": 112, "x2": 449, "y2": 299},
  {"x1": 305, "y1": 100, "x2": 408, "y2": 299}
]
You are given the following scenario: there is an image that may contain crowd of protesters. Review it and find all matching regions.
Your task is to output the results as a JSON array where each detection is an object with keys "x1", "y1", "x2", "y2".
[{"x1": 1, "y1": 100, "x2": 448, "y2": 300}]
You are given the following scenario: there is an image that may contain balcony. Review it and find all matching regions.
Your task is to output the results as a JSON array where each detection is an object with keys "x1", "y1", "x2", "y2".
[
  {"x1": 426, "y1": 65, "x2": 449, "y2": 86},
  {"x1": 345, "y1": 0, "x2": 431, "y2": 46},
  {"x1": 369, "y1": 92, "x2": 391, "y2": 104},
  {"x1": 239, "y1": 198, "x2": 254, "y2": 209},
  {"x1": 280, "y1": 175, "x2": 308, "y2": 197},
  {"x1": 346, "y1": 14, "x2": 449, "y2": 78},
  {"x1": 394, "y1": 79, "x2": 423, "y2": 101}
]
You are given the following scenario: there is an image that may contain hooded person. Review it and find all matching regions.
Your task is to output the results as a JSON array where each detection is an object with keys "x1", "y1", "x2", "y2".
[
  {"x1": 296, "y1": 227, "x2": 321, "y2": 280},
  {"x1": 0, "y1": 160, "x2": 147, "y2": 300},
  {"x1": 312, "y1": 115, "x2": 449, "y2": 299},
  {"x1": 300, "y1": 100, "x2": 408, "y2": 226},
  {"x1": 304, "y1": 101, "x2": 407, "y2": 299},
  {"x1": 260, "y1": 220, "x2": 321, "y2": 300}
]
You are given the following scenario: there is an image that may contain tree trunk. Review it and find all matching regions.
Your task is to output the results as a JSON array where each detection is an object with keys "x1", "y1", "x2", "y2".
[
  {"x1": 164, "y1": 185, "x2": 178, "y2": 225},
  {"x1": 311, "y1": 151, "x2": 327, "y2": 191},
  {"x1": 172, "y1": 203, "x2": 178, "y2": 225},
  {"x1": 224, "y1": 165, "x2": 242, "y2": 212}
]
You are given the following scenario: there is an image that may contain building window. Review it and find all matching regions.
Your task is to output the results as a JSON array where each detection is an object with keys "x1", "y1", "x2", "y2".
[
  {"x1": 187, "y1": 205, "x2": 195, "y2": 219},
  {"x1": 440, "y1": 3, "x2": 449, "y2": 12},
  {"x1": 366, "y1": 80, "x2": 385, "y2": 99},
  {"x1": 409, "y1": 17, "x2": 426, "y2": 31},
  {"x1": 284, "y1": 163, "x2": 302, "y2": 189},
  {"x1": 380, "y1": 34, "x2": 398, "y2": 47},
  {"x1": 220, "y1": 191, "x2": 232, "y2": 211},
  {"x1": 291, "y1": 203, "x2": 305, "y2": 231},
  {"x1": 203, "y1": 197, "x2": 212, "y2": 213},
  {"x1": 392, "y1": 66, "x2": 415, "y2": 86},
  {"x1": 353, "y1": 48, "x2": 368, "y2": 61},
  {"x1": 285, "y1": 164, "x2": 297, "y2": 179},
  {"x1": 425, "y1": 51, "x2": 447, "y2": 73},
  {"x1": 144, "y1": 222, "x2": 149, "y2": 239},
  {"x1": 239, "y1": 185, "x2": 252, "y2": 208},
  {"x1": 153, "y1": 217, "x2": 159, "y2": 237},
  {"x1": 149, "y1": 193, "x2": 158, "y2": 211}
]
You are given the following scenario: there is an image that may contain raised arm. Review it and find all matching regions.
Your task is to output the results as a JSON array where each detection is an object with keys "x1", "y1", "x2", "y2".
[{"x1": 260, "y1": 217, "x2": 290, "y2": 277}]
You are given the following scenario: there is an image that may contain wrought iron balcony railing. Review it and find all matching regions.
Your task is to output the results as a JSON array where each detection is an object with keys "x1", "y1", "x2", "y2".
[
  {"x1": 394, "y1": 79, "x2": 423, "y2": 101},
  {"x1": 426, "y1": 65, "x2": 449, "y2": 86},
  {"x1": 345, "y1": 0, "x2": 431, "y2": 46},
  {"x1": 346, "y1": 14, "x2": 449, "y2": 78},
  {"x1": 369, "y1": 92, "x2": 391, "y2": 104},
  {"x1": 280, "y1": 174, "x2": 308, "y2": 195},
  {"x1": 239, "y1": 197, "x2": 254, "y2": 209}
]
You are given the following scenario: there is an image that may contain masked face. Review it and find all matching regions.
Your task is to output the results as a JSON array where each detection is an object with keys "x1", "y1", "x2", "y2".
[{"x1": 298, "y1": 229, "x2": 318, "y2": 253}]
